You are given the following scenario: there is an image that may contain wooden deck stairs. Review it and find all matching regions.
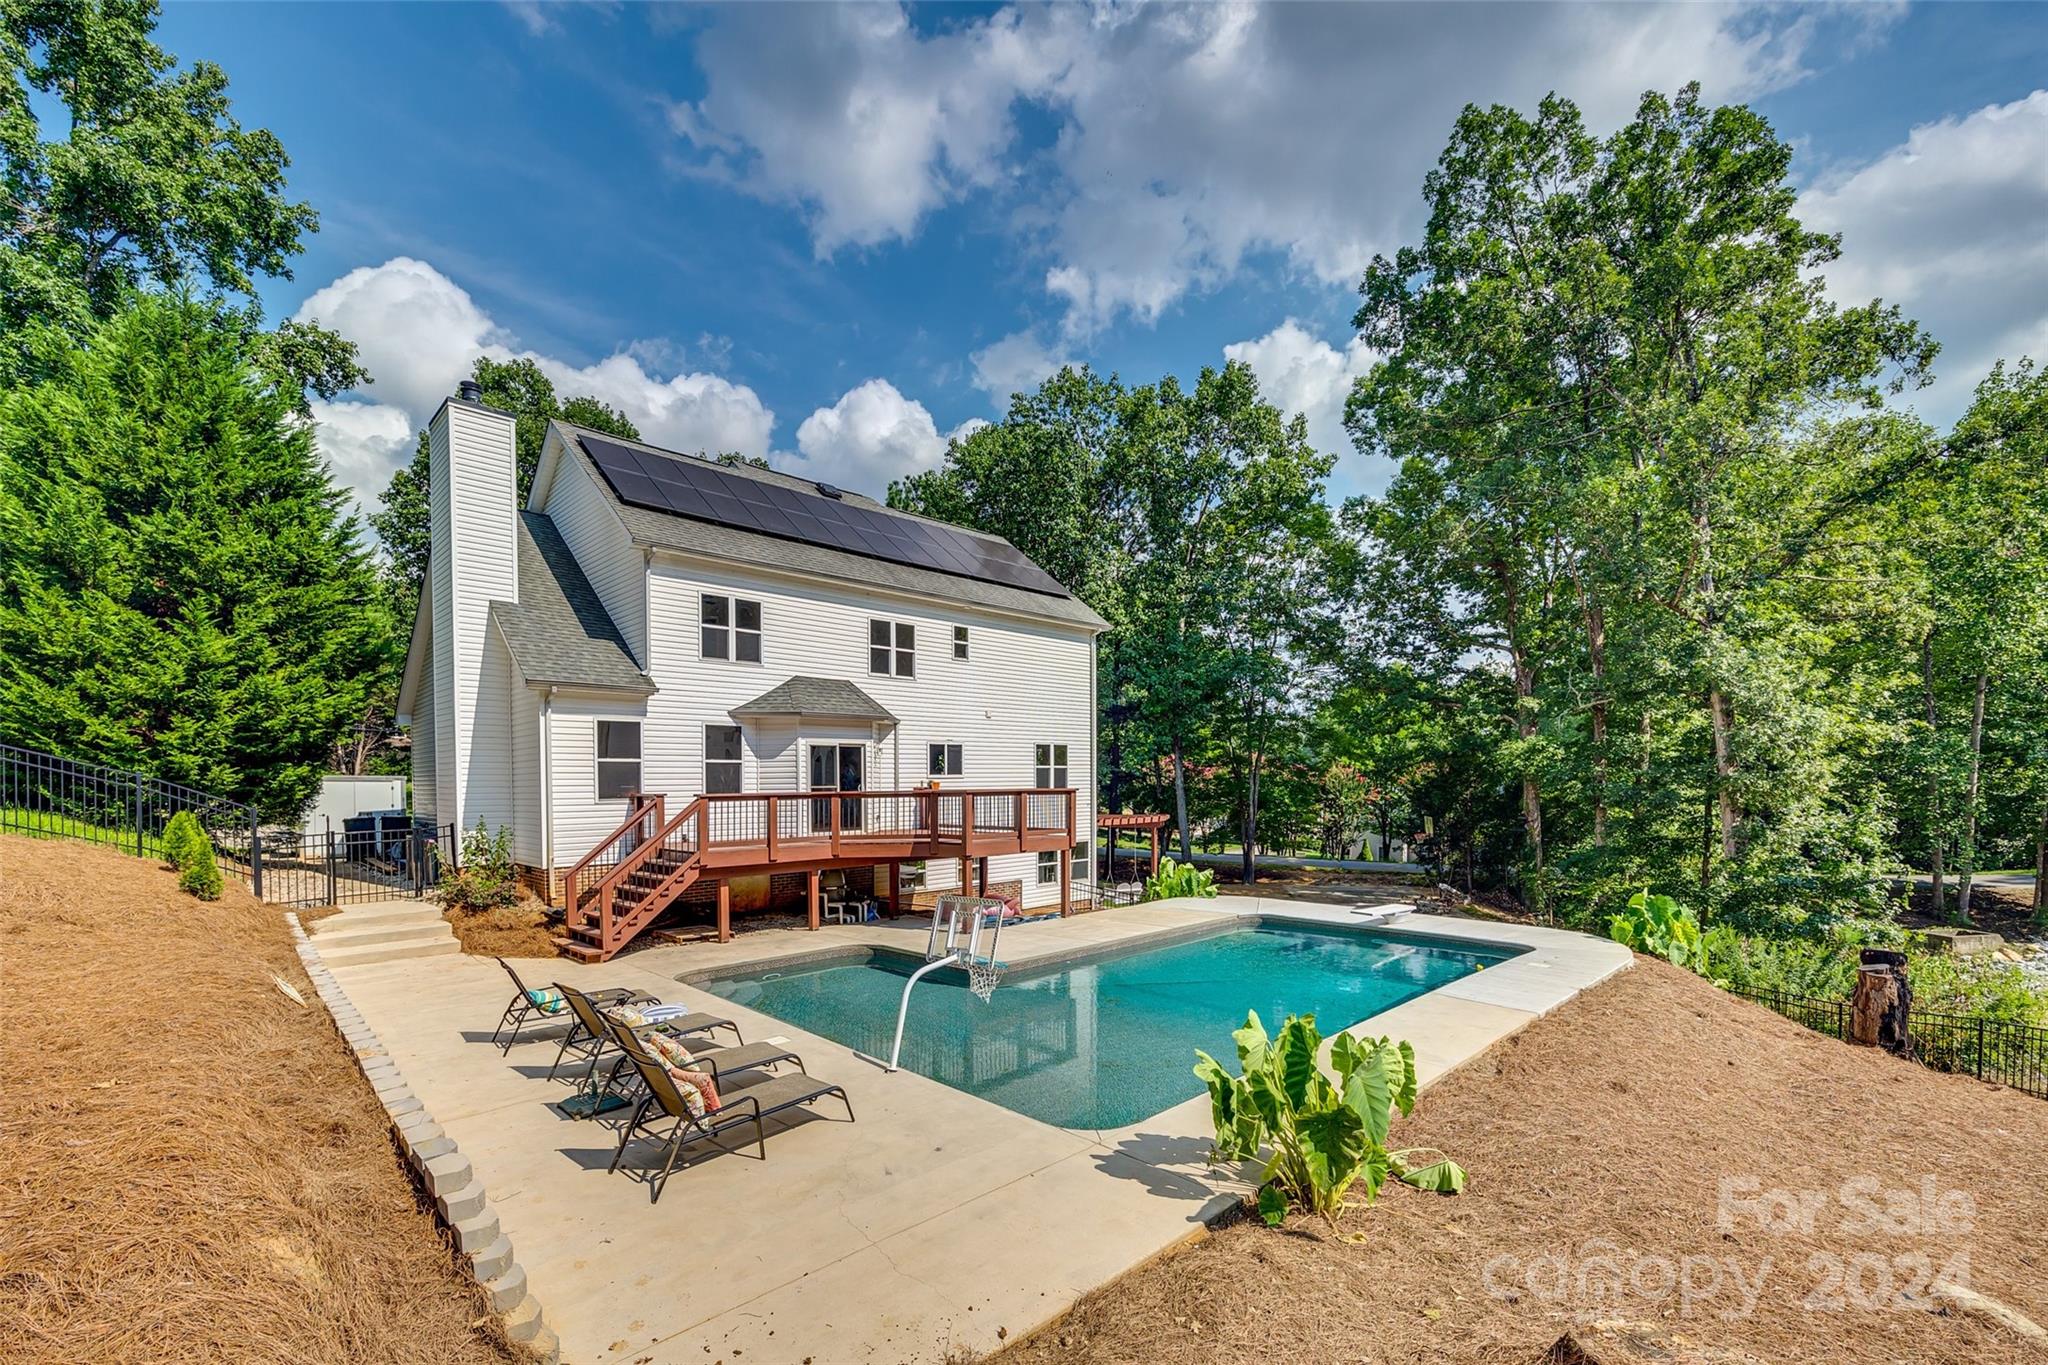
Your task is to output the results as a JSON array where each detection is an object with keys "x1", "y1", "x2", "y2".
[{"x1": 552, "y1": 787, "x2": 1078, "y2": 962}]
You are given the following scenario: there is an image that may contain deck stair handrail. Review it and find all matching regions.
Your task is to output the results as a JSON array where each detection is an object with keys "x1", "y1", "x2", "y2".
[
  {"x1": 555, "y1": 785, "x2": 1078, "y2": 962},
  {"x1": 563, "y1": 792, "x2": 663, "y2": 924}
]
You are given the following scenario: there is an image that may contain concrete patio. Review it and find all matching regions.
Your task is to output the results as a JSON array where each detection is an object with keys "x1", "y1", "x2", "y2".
[{"x1": 313, "y1": 896, "x2": 1630, "y2": 1364}]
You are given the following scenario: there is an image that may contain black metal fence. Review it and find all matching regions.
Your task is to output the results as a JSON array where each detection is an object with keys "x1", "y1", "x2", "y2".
[
  {"x1": 252, "y1": 821, "x2": 455, "y2": 909},
  {"x1": 2, "y1": 741, "x2": 448, "y2": 909},
  {"x1": 1733, "y1": 986, "x2": 2048, "y2": 1101}
]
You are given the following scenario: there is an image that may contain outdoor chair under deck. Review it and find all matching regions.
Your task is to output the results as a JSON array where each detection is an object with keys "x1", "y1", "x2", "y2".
[
  {"x1": 605, "y1": 1024, "x2": 855, "y2": 1203},
  {"x1": 545, "y1": 981, "x2": 741, "y2": 1084},
  {"x1": 491, "y1": 957, "x2": 657, "y2": 1053}
]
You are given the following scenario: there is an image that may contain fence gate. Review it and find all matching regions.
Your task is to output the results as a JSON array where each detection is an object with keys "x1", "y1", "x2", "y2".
[{"x1": 254, "y1": 821, "x2": 456, "y2": 909}]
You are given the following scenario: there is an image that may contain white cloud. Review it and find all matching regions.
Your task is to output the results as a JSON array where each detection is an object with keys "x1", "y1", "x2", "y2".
[
  {"x1": 671, "y1": 2, "x2": 1845, "y2": 334},
  {"x1": 1799, "y1": 90, "x2": 2048, "y2": 423},
  {"x1": 669, "y1": 4, "x2": 1067, "y2": 254},
  {"x1": 1223, "y1": 319, "x2": 1381, "y2": 492},
  {"x1": 528, "y1": 352, "x2": 774, "y2": 459},
  {"x1": 291, "y1": 257, "x2": 776, "y2": 517},
  {"x1": 295, "y1": 257, "x2": 503, "y2": 419},
  {"x1": 789, "y1": 379, "x2": 958, "y2": 492},
  {"x1": 303, "y1": 400, "x2": 415, "y2": 526},
  {"x1": 970, "y1": 330, "x2": 1069, "y2": 402}
]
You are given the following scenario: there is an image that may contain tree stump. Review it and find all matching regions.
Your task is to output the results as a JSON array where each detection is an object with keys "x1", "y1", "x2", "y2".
[{"x1": 1851, "y1": 948, "x2": 1913, "y2": 1057}]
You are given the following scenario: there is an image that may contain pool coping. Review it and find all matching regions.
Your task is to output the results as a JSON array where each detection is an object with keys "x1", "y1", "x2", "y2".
[{"x1": 316, "y1": 897, "x2": 1630, "y2": 1365}]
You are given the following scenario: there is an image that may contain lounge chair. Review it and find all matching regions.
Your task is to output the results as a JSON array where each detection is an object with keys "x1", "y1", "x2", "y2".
[
  {"x1": 546, "y1": 981, "x2": 741, "y2": 1082},
  {"x1": 606, "y1": 1024, "x2": 854, "y2": 1202},
  {"x1": 492, "y1": 956, "x2": 658, "y2": 1052},
  {"x1": 578, "y1": 1013, "x2": 806, "y2": 1119}
]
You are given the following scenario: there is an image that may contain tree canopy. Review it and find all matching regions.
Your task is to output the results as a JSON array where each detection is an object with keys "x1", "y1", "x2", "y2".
[{"x1": 0, "y1": 292, "x2": 390, "y2": 817}]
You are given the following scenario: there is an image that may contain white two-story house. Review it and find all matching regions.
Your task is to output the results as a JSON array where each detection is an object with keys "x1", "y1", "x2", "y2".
[{"x1": 396, "y1": 385, "x2": 1106, "y2": 960}]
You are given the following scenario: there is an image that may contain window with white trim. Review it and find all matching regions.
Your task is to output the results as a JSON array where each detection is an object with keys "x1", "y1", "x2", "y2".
[
  {"x1": 1037, "y1": 850, "x2": 1058, "y2": 885},
  {"x1": 952, "y1": 625, "x2": 969, "y2": 660},
  {"x1": 702, "y1": 594, "x2": 762, "y2": 663},
  {"x1": 703, "y1": 724, "x2": 742, "y2": 794},
  {"x1": 928, "y1": 743, "x2": 962, "y2": 777},
  {"x1": 869, "y1": 619, "x2": 914, "y2": 676},
  {"x1": 595, "y1": 720, "x2": 642, "y2": 800},
  {"x1": 1034, "y1": 742, "x2": 1068, "y2": 789}
]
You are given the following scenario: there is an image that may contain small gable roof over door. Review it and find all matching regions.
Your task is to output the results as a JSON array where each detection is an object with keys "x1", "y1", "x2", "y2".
[{"x1": 729, "y1": 676, "x2": 896, "y2": 724}]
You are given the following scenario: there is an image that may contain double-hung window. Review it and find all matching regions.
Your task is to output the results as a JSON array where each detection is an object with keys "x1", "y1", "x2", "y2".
[
  {"x1": 702, "y1": 594, "x2": 762, "y2": 663},
  {"x1": 703, "y1": 724, "x2": 743, "y2": 794},
  {"x1": 1034, "y1": 742, "x2": 1069, "y2": 789},
  {"x1": 1037, "y1": 850, "x2": 1059, "y2": 885},
  {"x1": 595, "y1": 720, "x2": 642, "y2": 800},
  {"x1": 869, "y1": 619, "x2": 914, "y2": 676},
  {"x1": 952, "y1": 626, "x2": 969, "y2": 660},
  {"x1": 928, "y1": 743, "x2": 962, "y2": 778}
]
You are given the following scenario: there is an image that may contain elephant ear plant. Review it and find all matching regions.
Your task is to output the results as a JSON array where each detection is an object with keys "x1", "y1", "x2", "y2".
[{"x1": 1194, "y1": 1011, "x2": 1466, "y2": 1227}]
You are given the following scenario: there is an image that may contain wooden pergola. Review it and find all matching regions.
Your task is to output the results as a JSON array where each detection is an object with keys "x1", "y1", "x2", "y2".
[{"x1": 1098, "y1": 811, "x2": 1175, "y2": 879}]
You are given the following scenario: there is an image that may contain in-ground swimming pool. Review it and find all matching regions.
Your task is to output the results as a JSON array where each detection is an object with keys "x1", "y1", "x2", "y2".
[{"x1": 693, "y1": 920, "x2": 1518, "y2": 1128}]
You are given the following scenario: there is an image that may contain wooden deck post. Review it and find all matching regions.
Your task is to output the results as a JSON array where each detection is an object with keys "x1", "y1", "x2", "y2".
[
  {"x1": 806, "y1": 868, "x2": 820, "y2": 931},
  {"x1": 767, "y1": 795, "x2": 779, "y2": 862},
  {"x1": 884, "y1": 862, "x2": 897, "y2": 914},
  {"x1": 716, "y1": 880, "x2": 731, "y2": 944},
  {"x1": 976, "y1": 857, "x2": 988, "y2": 897},
  {"x1": 1059, "y1": 845, "x2": 1073, "y2": 916},
  {"x1": 959, "y1": 855, "x2": 971, "y2": 897}
]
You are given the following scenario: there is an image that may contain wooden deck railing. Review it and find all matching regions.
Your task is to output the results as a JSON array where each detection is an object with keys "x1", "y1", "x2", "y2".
[{"x1": 561, "y1": 787, "x2": 1077, "y2": 959}]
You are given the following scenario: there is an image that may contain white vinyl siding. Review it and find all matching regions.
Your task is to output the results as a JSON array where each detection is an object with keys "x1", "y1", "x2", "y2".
[
  {"x1": 547, "y1": 693, "x2": 650, "y2": 859},
  {"x1": 510, "y1": 680, "x2": 542, "y2": 864},
  {"x1": 428, "y1": 401, "x2": 518, "y2": 837},
  {"x1": 410, "y1": 642, "x2": 438, "y2": 821},
  {"x1": 542, "y1": 452, "x2": 645, "y2": 666},
  {"x1": 612, "y1": 555, "x2": 1096, "y2": 909}
]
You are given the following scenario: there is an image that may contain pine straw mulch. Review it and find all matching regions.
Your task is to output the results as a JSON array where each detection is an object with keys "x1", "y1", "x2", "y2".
[
  {"x1": 1002, "y1": 957, "x2": 2048, "y2": 1365},
  {"x1": 0, "y1": 834, "x2": 519, "y2": 1364},
  {"x1": 443, "y1": 900, "x2": 560, "y2": 958}
]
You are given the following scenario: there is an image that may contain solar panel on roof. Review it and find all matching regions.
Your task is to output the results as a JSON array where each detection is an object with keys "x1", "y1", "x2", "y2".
[{"x1": 578, "y1": 433, "x2": 1071, "y2": 597}]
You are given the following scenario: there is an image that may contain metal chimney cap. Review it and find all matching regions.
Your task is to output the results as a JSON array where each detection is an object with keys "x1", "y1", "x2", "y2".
[{"x1": 456, "y1": 378, "x2": 483, "y2": 403}]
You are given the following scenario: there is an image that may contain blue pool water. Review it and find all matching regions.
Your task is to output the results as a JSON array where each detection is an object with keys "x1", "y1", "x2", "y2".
[{"x1": 694, "y1": 922, "x2": 1515, "y2": 1128}]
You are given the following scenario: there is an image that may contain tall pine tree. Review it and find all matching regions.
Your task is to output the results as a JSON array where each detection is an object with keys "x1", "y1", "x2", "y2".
[{"x1": 0, "y1": 292, "x2": 390, "y2": 817}]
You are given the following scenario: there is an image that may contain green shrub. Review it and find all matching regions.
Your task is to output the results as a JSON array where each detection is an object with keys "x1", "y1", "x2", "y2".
[
  {"x1": 177, "y1": 837, "x2": 223, "y2": 900},
  {"x1": 1906, "y1": 953, "x2": 2048, "y2": 1027},
  {"x1": 1606, "y1": 889, "x2": 1705, "y2": 970},
  {"x1": 1144, "y1": 856, "x2": 1217, "y2": 902},
  {"x1": 1194, "y1": 1011, "x2": 1466, "y2": 1227},
  {"x1": 161, "y1": 810, "x2": 206, "y2": 871},
  {"x1": 440, "y1": 819, "x2": 520, "y2": 911}
]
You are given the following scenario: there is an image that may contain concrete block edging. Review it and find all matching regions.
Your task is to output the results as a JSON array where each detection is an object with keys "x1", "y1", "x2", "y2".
[{"x1": 286, "y1": 913, "x2": 562, "y2": 1365}]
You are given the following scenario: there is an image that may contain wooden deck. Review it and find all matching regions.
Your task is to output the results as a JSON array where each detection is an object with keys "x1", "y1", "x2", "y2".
[{"x1": 560, "y1": 788, "x2": 1078, "y2": 960}]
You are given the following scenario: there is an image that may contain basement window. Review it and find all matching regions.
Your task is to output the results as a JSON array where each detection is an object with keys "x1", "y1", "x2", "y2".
[{"x1": 1037, "y1": 850, "x2": 1058, "y2": 885}]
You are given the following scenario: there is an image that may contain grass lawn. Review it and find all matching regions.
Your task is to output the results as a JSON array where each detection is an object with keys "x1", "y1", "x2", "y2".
[
  {"x1": 0, "y1": 806, "x2": 148, "y2": 852},
  {"x1": 0, "y1": 834, "x2": 516, "y2": 1364},
  {"x1": 1001, "y1": 957, "x2": 2048, "y2": 1365}
]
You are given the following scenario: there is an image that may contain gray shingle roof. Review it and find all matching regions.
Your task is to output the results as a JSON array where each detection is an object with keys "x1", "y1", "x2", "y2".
[
  {"x1": 489, "y1": 512, "x2": 656, "y2": 695},
  {"x1": 730, "y1": 676, "x2": 896, "y2": 723},
  {"x1": 548, "y1": 421, "x2": 1108, "y2": 631}
]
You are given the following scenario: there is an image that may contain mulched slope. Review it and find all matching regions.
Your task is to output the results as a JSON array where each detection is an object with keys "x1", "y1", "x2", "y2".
[
  {"x1": 0, "y1": 834, "x2": 515, "y2": 1364},
  {"x1": 1005, "y1": 956, "x2": 2048, "y2": 1365}
]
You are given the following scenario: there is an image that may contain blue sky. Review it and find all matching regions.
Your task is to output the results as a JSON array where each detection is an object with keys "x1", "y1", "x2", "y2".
[{"x1": 151, "y1": 2, "x2": 2048, "y2": 518}]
